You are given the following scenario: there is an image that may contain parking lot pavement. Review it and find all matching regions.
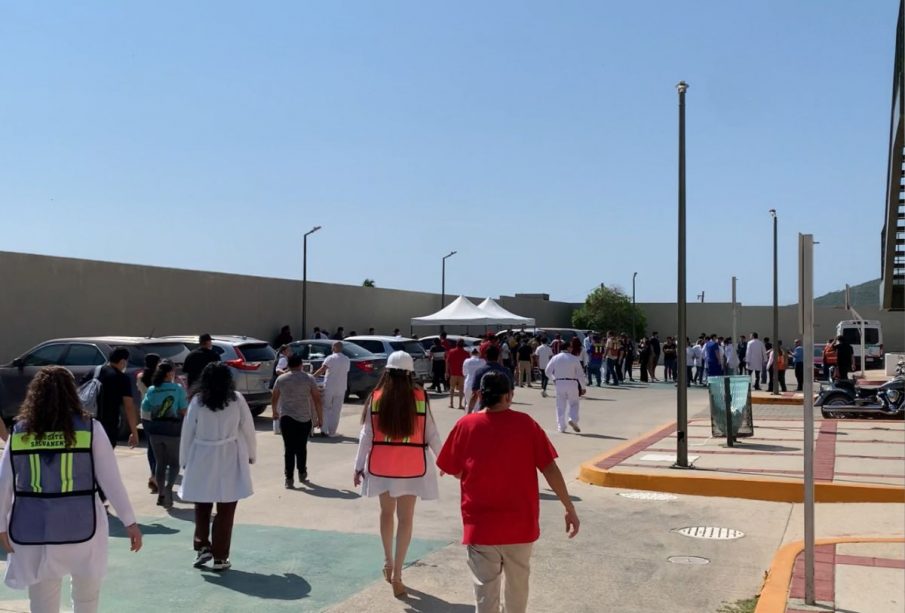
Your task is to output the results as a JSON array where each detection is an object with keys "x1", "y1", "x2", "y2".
[{"x1": 0, "y1": 380, "x2": 799, "y2": 611}]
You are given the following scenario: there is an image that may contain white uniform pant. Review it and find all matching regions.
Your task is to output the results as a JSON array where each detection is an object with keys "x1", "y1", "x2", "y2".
[
  {"x1": 554, "y1": 380, "x2": 580, "y2": 431},
  {"x1": 467, "y1": 543, "x2": 533, "y2": 613},
  {"x1": 322, "y1": 388, "x2": 345, "y2": 436},
  {"x1": 28, "y1": 575, "x2": 103, "y2": 613}
]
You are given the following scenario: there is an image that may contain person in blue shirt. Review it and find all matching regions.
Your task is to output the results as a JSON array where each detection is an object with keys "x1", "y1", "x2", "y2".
[
  {"x1": 140, "y1": 360, "x2": 188, "y2": 508},
  {"x1": 792, "y1": 339, "x2": 805, "y2": 392},
  {"x1": 468, "y1": 346, "x2": 513, "y2": 414},
  {"x1": 704, "y1": 334, "x2": 723, "y2": 378}
]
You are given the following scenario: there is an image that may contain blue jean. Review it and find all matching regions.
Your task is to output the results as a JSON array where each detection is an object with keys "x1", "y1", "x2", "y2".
[
  {"x1": 605, "y1": 358, "x2": 620, "y2": 384},
  {"x1": 588, "y1": 363, "x2": 602, "y2": 386}
]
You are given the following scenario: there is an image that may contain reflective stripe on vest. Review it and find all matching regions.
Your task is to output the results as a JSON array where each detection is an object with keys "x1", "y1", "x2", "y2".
[
  {"x1": 8, "y1": 417, "x2": 97, "y2": 545},
  {"x1": 368, "y1": 388, "x2": 428, "y2": 479}
]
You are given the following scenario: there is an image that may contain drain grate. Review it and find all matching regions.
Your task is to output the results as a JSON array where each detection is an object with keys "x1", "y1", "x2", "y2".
[
  {"x1": 668, "y1": 556, "x2": 710, "y2": 565},
  {"x1": 618, "y1": 492, "x2": 678, "y2": 501},
  {"x1": 674, "y1": 526, "x2": 744, "y2": 540}
]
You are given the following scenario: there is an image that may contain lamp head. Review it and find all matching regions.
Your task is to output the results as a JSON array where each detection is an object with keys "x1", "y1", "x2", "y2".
[
  {"x1": 676, "y1": 81, "x2": 689, "y2": 93},
  {"x1": 768, "y1": 209, "x2": 776, "y2": 218}
]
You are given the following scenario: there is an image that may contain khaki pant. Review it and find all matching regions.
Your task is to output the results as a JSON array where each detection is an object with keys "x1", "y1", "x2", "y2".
[
  {"x1": 467, "y1": 543, "x2": 533, "y2": 613},
  {"x1": 449, "y1": 375, "x2": 465, "y2": 406},
  {"x1": 517, "y1": 361, "x2": 532, "y2": 387}
]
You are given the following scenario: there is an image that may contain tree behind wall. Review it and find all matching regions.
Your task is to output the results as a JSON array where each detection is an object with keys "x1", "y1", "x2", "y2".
[
  {"x1": 362, "y1": 279, "x2": 376, "y2": 287},
  {"x1": 572, "y1": 285, "x2": 647, "y2": 337}
]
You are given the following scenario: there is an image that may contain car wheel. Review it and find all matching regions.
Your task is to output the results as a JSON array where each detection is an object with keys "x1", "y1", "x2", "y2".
[
  {"x1": 249, "y1": 405, "x2": 267, "y2": 417},
  {"x1": 357, "y1": 387, "x2": 374, "y2": 400}
]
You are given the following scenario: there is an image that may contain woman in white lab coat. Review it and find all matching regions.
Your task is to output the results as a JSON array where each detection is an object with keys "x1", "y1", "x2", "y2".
[{"x1": 180, "y1": 362, "x2": 257, "y2": 572}]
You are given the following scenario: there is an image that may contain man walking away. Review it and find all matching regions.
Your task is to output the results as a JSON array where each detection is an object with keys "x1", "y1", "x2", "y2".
[
  {"x1": 516, "y1": 338, "x2": 533, "y2": 388},
  {"x1": 792, "y1": 339, "x2": 804, "y2": 392},
  {"x1": 436, "y1": 371, "x2": 579, "y2": 613},
  {"x1": 272, "y1": 355, "x2": 323, "y2": 487},
  {"x1": 604, "y1": 331, "x2": 621, "y2": 386},
  {"x1": 446, "y1": 339, "x2": 469, "y2": 409},
  {"x1": 648, "y1": 332, "x2": 661, "y2": 382},
  {"x1": 662, "y1": 337, "x2": 678, "y2": 382},
  {"x1": 534, "y1": 338, "x2": 553, "y2": 398},
  {"x1": 587, "y1": 335, "x2": 604, "y2": 387},
  {"x1": 621, "y1": 335, "x2": 635, "y2": 382},
  {"x1": 313, "y1": 342, "x2": 350, "y2": 437},
  {"x1": 96, "y1": 347, "x2": 140, "y2": 448},
  {"x1": 545, "y1": 338, "x2": 585, "y2": 433},
  {"x1": 745, "y1": 333, "x2": 767, "y2": 391},
  {"x1": 183, "y1": 334, "x2": 221, "y2": 392},
  {"x1": 429, "y1": 338, "x2": 447, "y2": 393},
  {"x1": 834, "y1": 335, "x2": 853, "y2": 382},
  {"x1": 737, "y1": 335, "x2": 747, "y2": 374}
]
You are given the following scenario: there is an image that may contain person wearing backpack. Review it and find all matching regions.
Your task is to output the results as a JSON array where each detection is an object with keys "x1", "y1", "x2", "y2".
[
  {"x1": 92, "y1": 347, "x2": 139, "y2": 448},
  {"x1": 141, "y1": 361, "x2": 188, "y2": 508}
]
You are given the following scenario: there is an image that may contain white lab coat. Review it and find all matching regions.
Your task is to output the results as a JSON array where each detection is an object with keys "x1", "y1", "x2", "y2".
[
  {"x1": 179, "y1": 393, "x2": 257, "y2": 503},
  {"x1": 724, "y1": 343, "x2": 739, "y2": 369},
  {"x1": 745, "y1": 339, "x2": 767, "y2": 372}
]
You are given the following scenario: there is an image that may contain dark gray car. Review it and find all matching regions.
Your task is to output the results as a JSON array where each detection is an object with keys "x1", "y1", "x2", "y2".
[
  {"x1": 0, "y1": 337, "x2": 191, "y2": 423},
  {"x1": 289, "y1": 339, "x2": 385, "y2": 399}
]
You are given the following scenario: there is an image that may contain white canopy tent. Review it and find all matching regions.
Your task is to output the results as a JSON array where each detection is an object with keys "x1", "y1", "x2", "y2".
[
  {"x1": 476, "y1": 298, "x2": 536, "y2": 326},
  {"x1": 410, "y1": 296, "x2": 499, "y2": 326}
]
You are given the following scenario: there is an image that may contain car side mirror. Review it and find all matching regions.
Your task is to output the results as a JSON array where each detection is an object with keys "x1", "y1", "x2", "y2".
[{"x1": 12, "y1": 358, "x2": 23, "y2": 369}]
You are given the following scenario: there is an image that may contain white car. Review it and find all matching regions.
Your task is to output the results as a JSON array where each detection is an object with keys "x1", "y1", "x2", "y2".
[
  {"x1": 418, "y1": 335, "x2": 482, "y2": 359},
  {"x1": 343, "y1": 336, "x2": 431, "y2": 382}
]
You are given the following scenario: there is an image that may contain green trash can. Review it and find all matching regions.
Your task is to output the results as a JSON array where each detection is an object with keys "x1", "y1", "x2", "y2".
[{"x1": 708, "y1": 375, "x2": 754, "y2": 439}]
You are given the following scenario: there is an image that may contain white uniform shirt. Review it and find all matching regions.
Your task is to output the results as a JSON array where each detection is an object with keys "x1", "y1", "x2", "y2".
[
  {"x1": 545, "y1": 352, "x2": 584, "y2": 382},
  {"x1": 534, "y1": 344, "x2": 553, "y2": 369},
  {"x1": 462, "y1": 356, "x2": 485, "y2": 392},
  {"x1": 723, "y1": 343, "x2": 739, "y2": 369},
  {"x1": 746, "y1": 339, "x2": 767, "y2": 371},
  {"x1": 691, "y1": 345, "x2": 703, "y2": 367},
  {"x1": 685, "y1": 346, "x2": 695, "y2": 364},
  {"x1": 322, "y1": 352, "x2": 351, "y2": 391}
]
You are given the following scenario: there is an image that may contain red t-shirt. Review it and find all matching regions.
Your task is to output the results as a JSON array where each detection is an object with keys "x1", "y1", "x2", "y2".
[
  {"x1": 478, "y1": 340, "x2": 492, "y2": 360},
  {"x1": 446, "y1": 347, "x2": 469, "y2": 377},
  {"x1": 436, "y1": 409, "x2": 558, "y2": 546}
]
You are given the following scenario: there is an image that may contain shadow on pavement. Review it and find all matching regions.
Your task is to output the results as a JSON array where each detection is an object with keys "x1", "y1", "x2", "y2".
[
  {"x1": 296, "y1": 481, "x2": 360, "y2": 500},
  {"x1": 575, "y1": 432, "x2": 626, "y2": 440},
  {"x1": 165, "y1": 506, "x2": 196, "y2": 522},
  {"x1": 733, "y1": 442, "x2": 801, "y2": 452},
  {"x1": 400, "y1": 588, "x2": 473, "y2": 613},
  {"x1": 539, "y1": 492, "x2": 582, "y2": 502},
  {"x1": 201, "y1": 569, "x2": 312, "y2": 600},
  {"x1": 108, "y1": 515, "x2": 180, "y2": 537},
  {"x1": 581, "y1": 397, "x2": 616, "y2": 402},
  {"x1": 311, "y1": 435, "x2": 359, "y2": 444}
]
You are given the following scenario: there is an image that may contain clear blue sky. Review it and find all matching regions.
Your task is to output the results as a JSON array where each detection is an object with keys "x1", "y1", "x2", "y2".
[{"x1": 0, "y1": 1, "x2": 898, "y2": 305}]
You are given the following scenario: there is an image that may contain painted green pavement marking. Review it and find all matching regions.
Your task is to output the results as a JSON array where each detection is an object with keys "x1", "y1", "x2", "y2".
[{"x1": 0, "y1": 516, "x2": 448, "y2": 612}]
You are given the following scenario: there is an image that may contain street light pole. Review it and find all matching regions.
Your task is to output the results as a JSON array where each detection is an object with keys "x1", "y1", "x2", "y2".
[
  {"x1": 632, "y1": 272, "x2": 638, "y2": 340},
  {"x1": 441, "y1": 251, "x2": 457, "y2": 308},
  {"x1": 770, "y1": 209, "x2": 779, "y2": 395},
  {"x1": 302, "y1": 225, "x2": 322, "y2": 339},
  {"x1": 674, "y1": 80, "x2": 690, "y2": 469}
]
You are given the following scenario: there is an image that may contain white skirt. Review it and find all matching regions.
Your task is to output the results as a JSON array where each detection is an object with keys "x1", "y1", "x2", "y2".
[{"x1": 361, "y1": 462, "x2": 439, "y2": 500}]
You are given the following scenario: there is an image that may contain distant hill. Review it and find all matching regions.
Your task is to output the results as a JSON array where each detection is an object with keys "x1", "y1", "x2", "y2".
[{"x1": 814, "y1": 279, "x2": 880, "y2": 307}]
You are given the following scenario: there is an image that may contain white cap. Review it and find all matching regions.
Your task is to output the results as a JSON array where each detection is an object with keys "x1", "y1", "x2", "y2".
[{"x1": 386, "y1": 350, "x2": 415, "y2": 372}]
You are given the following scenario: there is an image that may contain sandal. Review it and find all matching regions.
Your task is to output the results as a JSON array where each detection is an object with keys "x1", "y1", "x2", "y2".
[
  {"x1": 382, "y1": 563, "x2": 392, "y2": 584},
  {"x1": 392, "y1": 580, "x2": 406, "y2": 598}
]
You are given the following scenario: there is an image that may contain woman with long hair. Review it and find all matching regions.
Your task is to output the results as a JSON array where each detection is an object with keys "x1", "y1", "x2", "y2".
[
  {"x1": 179, "y1": 362, "x2": 256, "y2": 572},
  {"x1": 353, "y1": 351, "x2": 442, "y2": 598},
  {"x1": 0, "y1": 367, "x2": 142, "y2": 612},
  {"x1": 136, "y1": 353, "x2": 161, "y2": 495},
  {"x1": 140, "y1": 360, "x2": 188, "y2": 508}
]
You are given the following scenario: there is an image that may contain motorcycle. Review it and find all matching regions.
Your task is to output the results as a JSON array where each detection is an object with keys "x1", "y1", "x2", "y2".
[{"x1": 816, "y1": 360, "x2": 904, "y2": 419}]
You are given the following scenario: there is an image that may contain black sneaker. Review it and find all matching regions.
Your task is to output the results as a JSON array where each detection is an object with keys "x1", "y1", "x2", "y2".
[
  {"x1": 193, "y1": 547, "x2": 213, "y2": 568},
  {"x1": 284, "y1": 478, "x2": 294, "y2": 489},
  {"x1": 211, "y1": 559, "x2": 231, "y2": 571},
  {"x1": 156, "y1": 495, "x2": 165, "y2": 507},
  {"x1": 299, "y1": 471, "x2": 308, "y2": 483}
]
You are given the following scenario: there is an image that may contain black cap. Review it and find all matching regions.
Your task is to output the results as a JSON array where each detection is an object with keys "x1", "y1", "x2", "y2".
[{"x1": 199, "y1": 333, "x2": 213, "y2": 343}]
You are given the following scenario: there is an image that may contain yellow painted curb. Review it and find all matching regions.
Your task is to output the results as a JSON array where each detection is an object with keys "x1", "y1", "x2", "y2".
[
  {"x1": 755, "y1": 536, "x2": 905, "y2": 613},
  {"x1": 751, "y1": 395, "x2": 805, "y2": 405},
  {"x1": 578, "y1": 421, "x2": 905, "y2": 503}
]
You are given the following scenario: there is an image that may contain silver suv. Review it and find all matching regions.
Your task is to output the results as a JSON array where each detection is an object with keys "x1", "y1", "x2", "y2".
[
  {"x1": 162, "y1": 335, "x2": 276, "y2": 416},
  {"x1": 343, "y1": 336, "x2": 431, "y2": 383}
]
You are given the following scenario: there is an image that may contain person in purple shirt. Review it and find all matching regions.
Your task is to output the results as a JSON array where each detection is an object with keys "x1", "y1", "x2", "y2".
[{"x1": 704, "y1": 334, "x2": 723, "y2": 378}]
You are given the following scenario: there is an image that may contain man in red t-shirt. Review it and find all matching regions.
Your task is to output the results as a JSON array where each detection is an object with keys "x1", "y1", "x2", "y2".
[
  {"x1": 437, "y1": 371, "x2": 580, "y2": 613},
  {"x1": 445, "y1": 338, "x2": 470, "y2": 410}
]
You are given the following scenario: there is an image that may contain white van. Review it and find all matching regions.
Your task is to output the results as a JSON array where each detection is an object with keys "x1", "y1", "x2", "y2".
[{"x1": 835, "y1": 320, "x2": 884, "y2": 369}]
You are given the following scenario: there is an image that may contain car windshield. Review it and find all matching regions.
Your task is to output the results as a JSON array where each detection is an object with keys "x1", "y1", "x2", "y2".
[
  {"x1": 340, "y1": 343, "x2": 374, "y2": 358},
  {"x1": 840, "y1": 328, "x2": 880, "y2": 345},
  {"x1": 238, "y1": 343, "x2": 275, "y2": 362},
  {"x1": 128, "y1": 343, "x2": 190, "y2": 367},
  {"x1": 391, "y1": 341, "x2": 426, "y2": 356},
  {"x1": 814, "y1": 347, "x2": 823, "y2": 357}
]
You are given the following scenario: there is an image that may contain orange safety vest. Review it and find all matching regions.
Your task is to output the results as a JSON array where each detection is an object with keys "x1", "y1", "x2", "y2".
[
  {"x1": 776, "y1": 352, "x2": 786, "y2": 370},
  {"x1": 368, "y1": 388, "x2": 428, "y2": 479}
]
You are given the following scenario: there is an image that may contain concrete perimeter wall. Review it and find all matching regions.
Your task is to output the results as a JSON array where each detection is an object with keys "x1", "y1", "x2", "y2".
[{"x1": 1, "y1": 251, "x2": 901, "y2": 361}]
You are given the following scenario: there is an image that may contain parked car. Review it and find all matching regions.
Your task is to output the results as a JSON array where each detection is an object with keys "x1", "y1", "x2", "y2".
[
  {"x1": 418, "y1": 335, "x2": 482, "y2": 358},
  {"x1": 343, "y1": 336, "x2": 431, "y2": 382},
  {"x1": 0, "y1": 337, "x2": 192, "y2": 426},
  {"x1": 161, "y1": 335, "x2": 276, "y2": 416},
  {"x1": 288, "y1": 339, "x2": 385, "y2": 399}
]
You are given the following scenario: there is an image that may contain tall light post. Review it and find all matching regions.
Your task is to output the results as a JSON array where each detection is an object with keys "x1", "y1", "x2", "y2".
[
  {"x1": 632, "y1": 272, "x2": 638, "y2": 340},
  {"x1": 441, "y1": 251, "x2": 457, "y2": 308},
  {"x1": 674, "y1": 80, "x2": 690, "y2": 469},
  {"x1": 770, "y1": 209, "x2": 779, "y2": 395},
  {"x1": 302, "y1": 225, "x2": 322, "y2": 339}
]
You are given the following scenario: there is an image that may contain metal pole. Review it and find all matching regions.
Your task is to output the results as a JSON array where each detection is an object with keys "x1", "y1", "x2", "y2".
[
  {"x1": 632, "y1": 272, "x2": 638, "y2": 340},
  {"x1": 302, "y1": 225, "x2": 322, "y2": 339},
  {"x1": 731, "y1": 277, "x2": 738, "y2": 360},
  {"x1": 771, "y1": 210, "x2": 779, "y2": 395},
  {"x1": 723, "y1": 377, "x2": 734, "y2": 447},
  {"x1": 441, "y1": 259, "x2": 446, "y2": 309},
  {"x1": 674, "y1": 80, "x2": 690, "y2": 469},
  {"x1": 799, "y1": 233, "x2": 816, "y2": 605}
]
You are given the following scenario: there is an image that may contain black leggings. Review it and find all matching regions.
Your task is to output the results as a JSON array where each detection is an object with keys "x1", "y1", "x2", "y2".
[{"x1": 280, "y1": 416, "x2": 312, "y2": 479}]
